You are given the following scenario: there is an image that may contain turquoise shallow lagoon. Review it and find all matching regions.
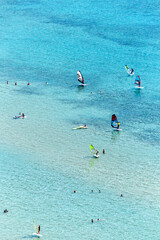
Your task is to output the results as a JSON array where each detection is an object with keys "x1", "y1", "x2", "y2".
[{"x1": 0, "y1": 0, "x2": 159, "y2": 239}]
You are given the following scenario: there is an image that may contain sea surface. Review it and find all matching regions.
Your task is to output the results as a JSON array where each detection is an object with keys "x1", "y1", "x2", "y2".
[{"x1": 0, "y1": 0, "x2": 159, "y2": 239}]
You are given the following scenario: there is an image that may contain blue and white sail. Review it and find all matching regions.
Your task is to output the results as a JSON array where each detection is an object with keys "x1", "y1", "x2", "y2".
[
  {"x1": 111, "y1": 114, "x2": 118, "y2": 128},
  {"x1": 134, "y1": 75, "x2": 141, "y2": 86}
]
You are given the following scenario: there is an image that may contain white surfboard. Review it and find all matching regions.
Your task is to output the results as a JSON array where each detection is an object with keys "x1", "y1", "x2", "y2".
[
  {"x1": 135, "y1": 86, "x2": 144, "y2": 89},
  {"x1": 13, "y1": 116, "x2": 27, "y2": 119},
  {"x1": 113, "y1": 128, "x2": 122, "y2": 131},
  {"x1": 93, "y1": 154, "x2": 99, "y2": 158},
  {"x1": 73, "y1": 126, "x2": 88, "y2": 130},
  {"x1": 79, "y1": 83, "x2": 88, "y2": 86},
  {"x1": 32, "y1": 233, "x2": 42, "y2": 238}
]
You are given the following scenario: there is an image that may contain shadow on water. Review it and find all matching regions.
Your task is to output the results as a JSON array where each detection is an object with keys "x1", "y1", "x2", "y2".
[
  {"x1": 111, "y1": 130, "x2": 121, "y2": 142},
  {"x1": 134, "y1": 88, "x2": 143, "y2": 95},
  {"x1": 14, "y1": 87, "x2": 43, "y2": 96},
  {"x1": 22, "y1": 235, "x2": 39, "y2": 239},
  {"x1": 89, "y1": 157, "x2": 99, "y2": 168},
  {"x1": 77, "y1": 85, "x2": 85, "y2": 91}
]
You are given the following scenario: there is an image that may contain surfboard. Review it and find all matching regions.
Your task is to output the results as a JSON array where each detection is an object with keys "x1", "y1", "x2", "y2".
[
  {"x1": 32, "y1": 233, "x2": 42, "y2": 238},
  {"x1": 73, "y1": 126, "x2": 88, "y2": 130}
]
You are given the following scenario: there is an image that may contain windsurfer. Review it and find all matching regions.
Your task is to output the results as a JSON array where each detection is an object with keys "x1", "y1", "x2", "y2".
[
  {"x1": 117, "y1": 122, "x2": 120, "y2": 129},
  {"x1": 131, "y1": 69, "x2": 134, "y2": 74},
  {"x1": 135, "y1": 75, "x2": 141, "y2": 87},
  {"x1": 77, "y1": 71, "x2": 85, "y2": 85},
  {"x1": 111, "y1": 114, "x2": 118, "y2": 128},
  {"x1": 38, "y1": 225, "x2": 40, "y2": 234},
  {"x1": 139, "y1": 80, "x2": 141, "y2": 87}
]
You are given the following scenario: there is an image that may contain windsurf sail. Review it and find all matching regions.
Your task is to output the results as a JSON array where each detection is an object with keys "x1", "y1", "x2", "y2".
[
  {"x1": 77, "y1": 70, "x2": 84, "y2": 84},
  {"x1": 125, "y1": 65, "x2": 134, "y2": 75},
  {"x1": 125, "y1": 65, "x2": 130, "y2": 73},
  {"x1": 134, "y1": 75, "x2": 141, "y2": 86},
  {"x1": 111, "y1": 114, "x2": 118, "y2": 128},
  {"x1": 90, "y1": 144, "x2": 96, "y2": 154}
]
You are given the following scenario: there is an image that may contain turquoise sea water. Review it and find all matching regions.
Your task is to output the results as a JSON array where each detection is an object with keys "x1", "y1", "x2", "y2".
[{"x1": 0, "y1": 0, "x2": 160, "y2": 239}]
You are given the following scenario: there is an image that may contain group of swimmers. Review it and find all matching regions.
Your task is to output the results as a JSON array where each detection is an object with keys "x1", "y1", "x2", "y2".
[
  {"x1": 73, "y1": 190, "x2": 101, "y2": 193},
  {"x1": 6, "y1": 81, "x2": 48, "y2": 85}
]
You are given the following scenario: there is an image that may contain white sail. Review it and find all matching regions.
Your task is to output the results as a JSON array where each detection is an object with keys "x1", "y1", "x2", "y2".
[{"x1": 77, "y1": 70, "x2": 84, "y2": 83}]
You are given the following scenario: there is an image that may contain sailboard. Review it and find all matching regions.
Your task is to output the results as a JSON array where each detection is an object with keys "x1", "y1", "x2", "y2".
[
  {"x1": 77, "y1": 71, "x2": 88, "y2": 86},
  {"x1": 125, "y1": 65, "x2": 134, "y2": 76},
  {"x1": 113, "y1": 128, "x2": 122, "y2": 131},
  {"x1": 73, "y1": 126, "x2": 87, "y2": 130},
  {"x1": 13, "y1": 115, "x2": 26, "y2": 119},
  {"x1": 90, "y1": 145, "x2": 99, "y2": 158},
  {"x1": 111, "y1": 114, "x2": 121, "y2": 130},
  {"x1": 32, "y1": 233, "x2": 42, "y2": 238}
]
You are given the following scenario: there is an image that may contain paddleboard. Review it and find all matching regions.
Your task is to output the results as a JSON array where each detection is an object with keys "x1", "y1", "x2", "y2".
[
  {"x1": 73, "y1": 126, "x2": 87, "y2": 130},
  {"x1": 32, "y1": 233, "x2": 42, "y2": 238}
]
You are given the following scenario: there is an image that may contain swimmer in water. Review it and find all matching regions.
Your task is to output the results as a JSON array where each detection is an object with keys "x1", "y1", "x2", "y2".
[
  {"x1": 91, "y1": 219, "x2": 94, "y2": 223},
  {"x1": 27, "y1": 83, "x2": 30, "y2": 85},
  {"x1": 73, "y1": 190, "x2": 76, "y2": 193},
  {"x1": 7, "y1": 81, "x2": 8, "y2": 84},
  {"x1": 15, "y1": 82, "x2": 17, "y2": 86},
  {"x1": 103, "y1": 149, "x2": 105, "y2": 154},
  {"x1": 120, "y1": 194, "x2": 123, "y2": 197},
  {"x1": 99, "y1": 190, "x2": 101, "y2": 193},
  {"x1": 4, "y1": 209, "x2": 8, "y2": 213}
]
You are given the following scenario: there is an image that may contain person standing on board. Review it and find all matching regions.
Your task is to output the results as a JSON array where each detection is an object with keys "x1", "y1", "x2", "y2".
[{"x1": 38, "y1": 225, "x2": 40, "y2": 235}]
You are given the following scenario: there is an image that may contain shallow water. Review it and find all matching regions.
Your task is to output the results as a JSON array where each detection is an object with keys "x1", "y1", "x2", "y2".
[{"x1": 0, "y1": 0, "x2": 159, "y2": 239}]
